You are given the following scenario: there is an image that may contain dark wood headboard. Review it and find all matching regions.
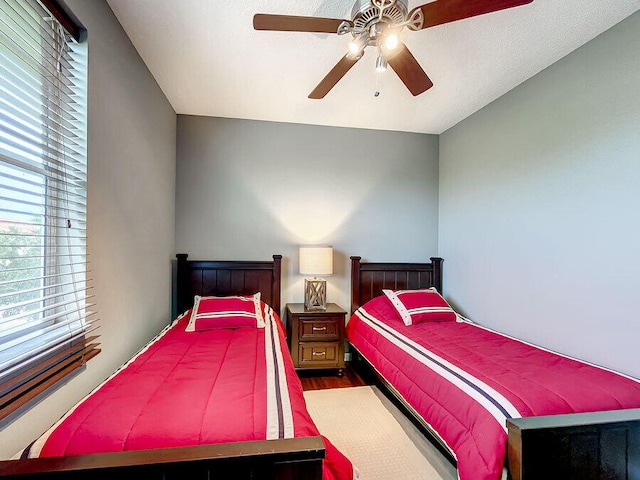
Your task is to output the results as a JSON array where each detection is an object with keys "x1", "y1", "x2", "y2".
[
  {"x1": 176, "y1": 254, "x2": 282, "y2": 315},
  {"x1": 350, "y1": 256, "x2": 443, "y2": 314}
]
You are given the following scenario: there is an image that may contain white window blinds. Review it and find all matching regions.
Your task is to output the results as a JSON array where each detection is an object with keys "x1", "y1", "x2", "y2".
[{"x1": 0, "y1": 0, "x2": 98, "y2": 420}]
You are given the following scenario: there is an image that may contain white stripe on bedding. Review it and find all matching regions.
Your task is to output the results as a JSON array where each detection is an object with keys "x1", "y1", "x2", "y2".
[
  {"x1": 356, "y1": 308, "x2": 522, "y2": 433},
  {"x1": 269, "y1": 306, "x2": 294, "y2": 438},
  {"x1": 264, "y1": 306, "x2": 294, "y2": 440}
]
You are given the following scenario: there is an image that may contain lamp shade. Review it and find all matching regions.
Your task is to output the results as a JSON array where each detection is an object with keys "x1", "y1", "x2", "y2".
[{"x1": 299, "y1": 246, "x2": 333, "y2": 276}]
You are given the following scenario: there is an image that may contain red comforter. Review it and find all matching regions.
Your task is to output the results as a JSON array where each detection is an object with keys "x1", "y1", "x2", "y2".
[
  {"x1": 346, "y1": 295, "x2": 640, "y2": 480},
  {"x1": 24, "y1": 305, "x2": 353, "y2": 480}
]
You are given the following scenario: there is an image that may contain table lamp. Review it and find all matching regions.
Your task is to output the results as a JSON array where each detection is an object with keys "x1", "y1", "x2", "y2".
[{"x1": 299, "y1": 246, "x2": 333, "y2": 310}]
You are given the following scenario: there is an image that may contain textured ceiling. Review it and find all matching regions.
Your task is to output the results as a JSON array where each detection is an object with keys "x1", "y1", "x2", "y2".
[{"x1": 105, "y1": 0, "x2": 640, "y2": 134}]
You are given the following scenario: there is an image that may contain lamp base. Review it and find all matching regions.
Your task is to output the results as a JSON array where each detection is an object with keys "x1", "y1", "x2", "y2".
[{"x1": 304, "y1": 278, "x2": 327, "y2": 311}]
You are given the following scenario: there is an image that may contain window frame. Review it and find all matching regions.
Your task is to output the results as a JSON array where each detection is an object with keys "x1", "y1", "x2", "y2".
[{"x1": 0, "y1": 0, "x2": 96, "y2": 422}]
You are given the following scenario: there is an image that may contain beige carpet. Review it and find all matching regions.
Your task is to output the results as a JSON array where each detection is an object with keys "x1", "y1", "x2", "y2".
[{"x1": 303, "y1": 385, "x2": 456, "y2": 480}]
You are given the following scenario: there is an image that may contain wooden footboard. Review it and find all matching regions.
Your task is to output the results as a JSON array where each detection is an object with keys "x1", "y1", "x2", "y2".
[
  {"x1": 507, "y1": 409, "x2": 640, "y2": 480},
  {"x1": 0, "y1": 436, "x2": 325, "y2": 480}
]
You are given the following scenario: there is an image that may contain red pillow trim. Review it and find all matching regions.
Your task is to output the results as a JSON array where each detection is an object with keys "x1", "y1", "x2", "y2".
[
  {"x1": 383, "y1": 288, "x2": 457, "y2": 326},
  {"x1": 185, "y1": 293, "x2": 264, "y2": 331}
]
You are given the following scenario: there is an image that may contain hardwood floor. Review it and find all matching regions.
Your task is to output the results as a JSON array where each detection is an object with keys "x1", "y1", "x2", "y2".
[{"x1": 298, "y1": 362, "x2": 370, "y2": 391}]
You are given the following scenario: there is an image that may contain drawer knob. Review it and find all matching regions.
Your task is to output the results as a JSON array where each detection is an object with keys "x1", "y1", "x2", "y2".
[
  {"x1": 312, "y1": 352, "x2": 325, "y2": 356},
  {"x1": 312, "y1": 326, "x2": 327, "y2": 331}
]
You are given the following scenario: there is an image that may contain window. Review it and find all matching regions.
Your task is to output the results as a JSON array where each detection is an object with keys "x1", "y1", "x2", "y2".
[{"x1": 0, "y1": 0, "x2": 98, "y2": 420}]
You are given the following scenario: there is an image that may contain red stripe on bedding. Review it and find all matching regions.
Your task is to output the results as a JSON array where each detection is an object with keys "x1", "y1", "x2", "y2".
[
  {"x1": 28, "y1": 306, "x2": 353, "y2": 480},
  {"x1": 346, "y1": 295, "x2": 640, "y2": 480}
]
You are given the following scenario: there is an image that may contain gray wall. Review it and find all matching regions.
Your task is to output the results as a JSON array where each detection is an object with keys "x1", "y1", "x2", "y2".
[
  {"x1": 0, "y1": 0, "x2": 177, "y2": 458},
  {"x1": 175, "y1": 116, "x2": 439, "y2": 315},
  {"x1": 439, "y1": 12, "x2": 640, "y2": 378},
  {"x1": 3, "y1": 0, "x2": 637, "y2": 461}
]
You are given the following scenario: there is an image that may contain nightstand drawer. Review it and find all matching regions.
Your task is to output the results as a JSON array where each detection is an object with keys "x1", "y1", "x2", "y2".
[
  {"x1": 299, "y1": 317, "x2": 340, "y2": 341},
  {"x1": 286, "y1": 303, "x2": 346, "y2": 377},
  {"x1": 298, "y1": 343, "x2": 339, "y2": 367}
]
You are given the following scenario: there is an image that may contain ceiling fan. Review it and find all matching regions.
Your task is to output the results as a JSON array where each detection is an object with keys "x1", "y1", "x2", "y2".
[{"x1": 254, "y1": 0, "x2": 534, "y2": 99}]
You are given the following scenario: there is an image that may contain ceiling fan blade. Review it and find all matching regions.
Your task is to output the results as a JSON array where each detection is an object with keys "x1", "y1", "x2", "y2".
[
  {"x1": 308, "y1": 54, "x2": 361, "y2": 99},
  {"x1": 253, "y1": 14, "x2": 352, "y2": 33},
  {"x1": 409, "y1": 0, "x2": 534, "y2": 30},
  {"x1": 387, "y1": 44, "x2": 433, "y2": 96}
]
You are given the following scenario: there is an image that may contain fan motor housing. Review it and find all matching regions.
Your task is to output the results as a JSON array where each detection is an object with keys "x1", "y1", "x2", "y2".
[{"x1": 351, "y1": 0, "x2": 408, "y2": 30}]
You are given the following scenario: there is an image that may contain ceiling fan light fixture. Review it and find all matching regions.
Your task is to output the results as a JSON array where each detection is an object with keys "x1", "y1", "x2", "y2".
[
  {"x1": 375, "y1": 54, "x2": 388, "y2": 72},
  {"x1": 348, "y1": 40, "x2": 362, "y2": 54},
  {"x1": 384, "y1": 32, "x2": 399, "y2": 50},
  {"x1": 348, "y1": 32, "x2": 368, "y2": 55}
]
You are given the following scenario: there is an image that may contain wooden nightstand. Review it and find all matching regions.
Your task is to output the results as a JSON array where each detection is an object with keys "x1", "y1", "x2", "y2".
[{"x1": 286, "y1": 303, "x2": 346, "y2": 377}]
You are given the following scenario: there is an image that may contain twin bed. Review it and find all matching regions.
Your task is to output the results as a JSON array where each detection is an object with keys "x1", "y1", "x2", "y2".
[
  {"x1": 347, "y1": 255, "x2": 640, "y2": 480},
  {"x1": 0, "y1": 254, "x2": 354, "y2": 480},
  {"x1": 1, "y1": 253, "x2": 639, "y2": 480}
]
